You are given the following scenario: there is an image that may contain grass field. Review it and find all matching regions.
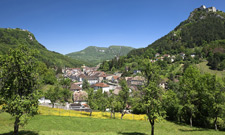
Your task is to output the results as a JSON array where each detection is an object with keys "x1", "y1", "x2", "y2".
[
  {"x1": 196, "y1": 62, "x2": 225, "y2": 78},
  {"x1": 1, "y1": 108, "x2": 225, "y2": 135}
]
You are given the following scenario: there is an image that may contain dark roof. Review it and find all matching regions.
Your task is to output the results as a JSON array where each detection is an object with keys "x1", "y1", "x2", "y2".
[{"x1": 70, "y1": 103, "x2": 82, "y2": 107}]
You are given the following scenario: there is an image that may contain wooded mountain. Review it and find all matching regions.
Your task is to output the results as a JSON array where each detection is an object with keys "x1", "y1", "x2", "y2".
[
  {"x1": 66, "y1": 46, "x2": 134, "y2": 66},
  {"x1": 128, "y1": 6, "x2": 225, "y2": 57},
  {"x1": 0, "y1": 28, "x2": 87, "y2": 68},
  {"x1": 126, "y1": 6, "x2": 225, "y2": 70},
  {"x1": 100, "y1": 6, "x2": 225, "y2": 72}
]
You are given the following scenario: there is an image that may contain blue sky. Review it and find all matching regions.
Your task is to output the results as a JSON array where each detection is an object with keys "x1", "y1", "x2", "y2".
[{"x1": 0, "y1": 0, "x2": 225, "y2": 54}]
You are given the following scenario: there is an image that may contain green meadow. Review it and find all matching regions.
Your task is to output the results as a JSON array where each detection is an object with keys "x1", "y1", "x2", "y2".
[{"x1": 0, "y1": 112, "x2": 224, "y2": 135}]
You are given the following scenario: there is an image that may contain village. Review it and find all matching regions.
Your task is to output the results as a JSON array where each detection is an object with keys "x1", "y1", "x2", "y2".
[
  {"x1": 38, "y1": 52, "x2": 191, "y2": 112},
  {"x1": 59, "y1": 65, "x2": 145, "y2": 111}
]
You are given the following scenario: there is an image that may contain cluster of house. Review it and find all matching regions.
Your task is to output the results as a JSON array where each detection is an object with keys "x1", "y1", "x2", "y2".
[
  {"x1": 150, "y1": 52, "x2": 195, "y2": 63},
  {"x1": 150, "y1": 53, "x2": 176, "y2": 63},
  {"x1": 39, "y1": 65, "x2": 172, "y2": 111},
  {"x1": 62, "y1": 66, "x2": 146, "y2": 107},
  {"x1": 62, "y1": 66, "x2": 145, "y2": 106}
]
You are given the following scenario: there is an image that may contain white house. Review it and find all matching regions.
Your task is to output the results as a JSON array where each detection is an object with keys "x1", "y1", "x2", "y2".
[
  {"x1": 38, "y1": 97, "x2": 51, "y2": 104},
  {"x1": 85, "y1": 76, "x2": 98, "y2": 85},
  {"x1": 91, "y1": 83, "x2": 110, "y2": 93}
]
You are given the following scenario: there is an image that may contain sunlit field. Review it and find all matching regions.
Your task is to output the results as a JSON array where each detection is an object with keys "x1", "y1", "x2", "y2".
[
  {"x1": 38, "y1": 106, "x2": 147, "y2": 121},
  {"x1": 0, "y1": 106, "x2": 225, "y2": 135}
]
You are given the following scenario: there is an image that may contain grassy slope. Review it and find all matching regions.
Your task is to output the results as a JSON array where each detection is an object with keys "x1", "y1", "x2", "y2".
[
  {"x1": 196, "y1": 62, "x2": 225, "y2": 78},
  {"x1": 0, "y1": 112, "x2": 224, "y2": 135}
]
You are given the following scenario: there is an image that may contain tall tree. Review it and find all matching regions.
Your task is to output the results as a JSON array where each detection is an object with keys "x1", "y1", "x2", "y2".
[
  {"x1": 141, "y1": 62, "x2": 164, "y2": 135},
  {"x1": 95, "y1": 89, "x2": 108, "y2": 111},
  {"x1": 0, "y1": 46, "x2": 40, "y2": 135},
  {"x1": 118, "y1": 79, "x2": 130, "y2": 119},
  {"x1": 207, "y1": 76, "x2": 225, "y2": 130},
  {"x1": 86, "y1": 88, "x2": 98, "y2": 116},
  {"x1": 107, "y1": 90, "x2": 117, "y2": 119},
  {"x1": 179, "y1": 66, "x2": 200, "y2": 127}
]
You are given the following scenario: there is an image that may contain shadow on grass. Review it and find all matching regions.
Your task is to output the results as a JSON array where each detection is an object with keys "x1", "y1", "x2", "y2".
[
  {"x1": 118, "y1": 132, "x2": 147, "y2": 135},
  {"x1": 102, "y1": 114, "x2": 111, "y2": 119},
  {"x1": 0, "y1": 130, "x2": 39, "y2": 135},
  {"x1": 179, "y1": 128, "x2": 209, "y2": 132}
]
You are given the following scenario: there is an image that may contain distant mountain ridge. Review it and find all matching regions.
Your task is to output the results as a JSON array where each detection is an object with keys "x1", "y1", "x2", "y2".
[
  {"x1": 0, "y1": 28, "x2": 88, "y2": 67},
  {"x1": 66, "y1": 46, "x2": 134, "y2": 66}
]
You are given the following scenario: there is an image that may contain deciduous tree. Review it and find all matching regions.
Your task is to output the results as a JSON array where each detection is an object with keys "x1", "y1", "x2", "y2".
[
  {"x1": 118, "y1": 79, "x2": 129, "y2": 119},
  {"x1": 0, "y1": 46, "x2": 40, "y2": 135},
  {"x1": 45, "y1": 86, "x2": 61, "y2": 108},
  {"x1": 179, "y1": 66, "x2": 200, "y2": 127},
  {"x1": 141, "y1": 62, "x2": 165, "y2": 135}
]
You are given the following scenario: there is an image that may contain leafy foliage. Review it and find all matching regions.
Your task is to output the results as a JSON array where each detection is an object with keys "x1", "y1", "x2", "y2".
[{"x1": 0, "y1": 46, "x2": 40, "y2": 134}]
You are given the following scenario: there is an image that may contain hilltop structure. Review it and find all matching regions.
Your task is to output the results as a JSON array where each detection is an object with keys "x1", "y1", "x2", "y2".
[{"x1": 196, "y1": 5, "x2": 217, "y2": 12}]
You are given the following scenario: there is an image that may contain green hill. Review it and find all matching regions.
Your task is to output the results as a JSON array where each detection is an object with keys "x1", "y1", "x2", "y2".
[
  {"x1": 66, "y1": 46, "x2": 134, "y2": 66},
  {"x1": 100, "y1": 6, "x2": 225, "y2": 74},
  {"x1": 0, "y1": 28, "x2": 87, "y2": 68},
  {"x1": 125, "y1": 6, "x2": 225, "y2": 70},
  {"x1": 128, "y1": 6, "x2": 225, "y2": 56}
]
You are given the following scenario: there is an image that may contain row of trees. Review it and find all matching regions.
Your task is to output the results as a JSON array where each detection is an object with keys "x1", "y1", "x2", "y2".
[
  {"x1": 163, "y1": 66, "x2": 225, "y2": 130},
  {"x1": 99, "y1": 60, "x2": 225, "y2": 135}
]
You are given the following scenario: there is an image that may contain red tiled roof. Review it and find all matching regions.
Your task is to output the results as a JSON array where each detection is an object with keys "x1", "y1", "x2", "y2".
[
  {"x1": 92, "y1": 83, "x2": 109, "y2": 88},
  {"x1": 113, "y1": 76, "x2": 119, "y2": 80}
]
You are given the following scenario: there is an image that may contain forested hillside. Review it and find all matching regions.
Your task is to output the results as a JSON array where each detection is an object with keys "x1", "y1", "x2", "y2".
[
  {"x1": 102, "y1": 6, "x2": 225, "y2": 72},
  {"x1": 66, "y1": 46, "x2": 134, "y2": 66},
  {"x1": 0, "y1": 28, "x2": 87, "y2": 68}
]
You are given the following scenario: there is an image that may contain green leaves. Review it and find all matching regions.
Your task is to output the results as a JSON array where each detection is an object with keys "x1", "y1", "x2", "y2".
[{"x1": 0, "y1": 46, "x2": 40, "y2": 133}]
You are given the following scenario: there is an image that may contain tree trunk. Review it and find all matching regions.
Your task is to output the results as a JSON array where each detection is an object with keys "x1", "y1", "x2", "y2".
[
  {"x1": 113, "y1": 110, "x2": 115, "y2": 119},
  {"x1": 52, "y1": 103, "x2": 54, "y2": 108},
  {"x1": 121, "y1": 111, "x2": 125, "y2": 119},
  {"x1": 214, "y1": 117, "x2": 218, "y2": 131},
  {"x1": 190, "y1": 115, "x2": 192, "y2": 127},
  {"x1": 149, "y1": 119, "x2": 154, "y2": 135},
  {"x1": 111, "y1": 111, "x2": 112, "y2": 118},
  {"x1": 14, "y1": 117, "x2": 20, "y2": 135},
  {"x1": 90, "y1": 110, "x2": 92, "y2": 116}
]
